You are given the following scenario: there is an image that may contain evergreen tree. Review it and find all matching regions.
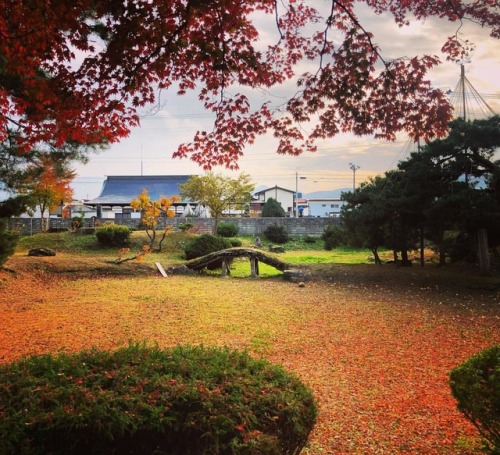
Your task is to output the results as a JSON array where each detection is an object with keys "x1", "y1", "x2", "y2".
[{"x1": 261, "y1": 198, "x2": 286, "y2": 217}]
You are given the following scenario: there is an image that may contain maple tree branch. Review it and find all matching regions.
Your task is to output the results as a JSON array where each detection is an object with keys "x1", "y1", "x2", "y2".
[
  {"x1": 446, "y1": 0, "x2": 465, "y2": 22},
  {"x1": 114, "y1": 254, "x2": 142, "y2": 264},
  {"x1": 332, "y1": 0, "x2": 394, "y2": 77},
  {"x1": 318, "y1": 0, "x2": 336, "y2": 70},
  {"x1": 273, "y1": 0, "x2": 284, "y2": 39},
  {"x1": 114, "y1": 245, "x2": 150, "y2": 264},
  {"x1": 4, "y1": 116, "x2": 22, "y2": 128},
  {"x1": 216, "y1": 8, "x2": 228, "y2": 104},
  {"x1": 120, "y1": 3, "x2": 194, "y2": 91}
]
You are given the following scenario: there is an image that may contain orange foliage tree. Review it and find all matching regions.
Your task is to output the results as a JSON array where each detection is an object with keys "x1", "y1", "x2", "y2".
[
  {"x1": 19, "y1": 157, "x2": 75, "y2": 232},
  {"x1": 131, "y1": 189, "x2": 180, "y2": 252}
]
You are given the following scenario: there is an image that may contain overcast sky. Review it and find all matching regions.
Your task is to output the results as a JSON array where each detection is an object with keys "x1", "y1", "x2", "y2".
[{"x1": 71, "y1": 5, "x2": 500, "y2": 200}]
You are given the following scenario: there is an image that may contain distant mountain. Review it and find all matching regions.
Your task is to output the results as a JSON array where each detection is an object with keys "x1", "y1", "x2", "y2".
[{"x1": 305, "y1": 188, "x2": 352, "y2": 199}]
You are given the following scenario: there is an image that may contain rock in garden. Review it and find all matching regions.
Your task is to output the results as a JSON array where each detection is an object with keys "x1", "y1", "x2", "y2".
[
  {"x1": 28, "y1": 248, "x2": 56, "y2": 257},
  {"x1": 283, "y1": 269, "x2": 305, "y2": 282},
  {"x1": 166, "y1": 265, "x2": 196, "y2": 275},
  {"x1": 269, "y1": 244, "x2": 285, "y2": 253}
]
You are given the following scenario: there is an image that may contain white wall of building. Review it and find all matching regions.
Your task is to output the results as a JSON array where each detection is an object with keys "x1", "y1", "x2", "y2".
[{"x1": 308, "y1": 198, "x2": 346, "y2": 218}]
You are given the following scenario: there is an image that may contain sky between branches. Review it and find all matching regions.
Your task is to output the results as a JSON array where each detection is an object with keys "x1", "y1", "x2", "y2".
[{"x1": 71, "y1": 3, "x2": 500, "y2": 200}]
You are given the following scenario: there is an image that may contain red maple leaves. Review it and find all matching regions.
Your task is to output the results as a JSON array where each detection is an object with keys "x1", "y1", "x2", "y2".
[{"x1": 1, "y1": 1, "x2": 498, "y2": 166}]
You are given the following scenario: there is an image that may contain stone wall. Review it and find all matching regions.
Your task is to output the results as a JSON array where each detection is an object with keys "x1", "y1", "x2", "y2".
[{"x1": 8, "y1": 217, "x2": 339, "y2": 237}]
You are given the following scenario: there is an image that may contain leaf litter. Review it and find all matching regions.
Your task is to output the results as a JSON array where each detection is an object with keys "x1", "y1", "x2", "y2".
[{"x1": 0, "y1": 263, "x2": 498, "y2": 454}]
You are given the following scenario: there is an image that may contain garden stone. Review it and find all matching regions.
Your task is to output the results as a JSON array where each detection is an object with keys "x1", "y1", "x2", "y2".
[
  {"x1": 283, "y1": 269, "x2": 306, "y2": 282},
  {"x1": 28, "y1": 248, "x2": 56, "y2": 257},
  {"x1": 269, "y1": 244, "x2": 285, "y2": 253},
  {"x1": 166, "y1": 265, "x2": 196, "y2": 275}
]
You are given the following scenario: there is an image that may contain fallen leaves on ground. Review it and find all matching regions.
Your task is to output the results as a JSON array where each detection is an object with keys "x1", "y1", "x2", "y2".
[{"x1": 0, "y1": 261, "x2": 498, "y2": 454}]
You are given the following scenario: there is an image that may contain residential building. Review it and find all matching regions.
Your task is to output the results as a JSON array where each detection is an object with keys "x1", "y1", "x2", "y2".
[
  {"x1": 307, "y1": 197, "x2": 346, "y2": 218},
  {"x1": 251, "y1": 186, "x2": 295, "y2": 216}
]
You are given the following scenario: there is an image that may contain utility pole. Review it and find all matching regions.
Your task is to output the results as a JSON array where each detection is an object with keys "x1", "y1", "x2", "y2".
[
  {"x1": 349, "y1": 162, "x2": 360, "y2": 192},
  {"x1": 461, "y1": 63, "x2": 467, "y2": 121},
  {"x1": 141, "y1": 143, "x2": 144, "y2": 176}
]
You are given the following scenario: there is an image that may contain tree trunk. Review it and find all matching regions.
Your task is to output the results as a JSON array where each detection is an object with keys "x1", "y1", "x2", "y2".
[
  {"x1": 40, "y1": 206, "x2": 48, "y2": 232},
  {"x1": 439, "y1": 245, "x2": 446, "y2": 266},
  {"x1": 158, "y1": 230, "x2": 169, "y2": 252},
  {"x1": 400, "y1": 249, "x2": 412, "y2": 267},
  {"x1": 213, "y1": 216, "x2": 219, "y2": 235},
  {"x1": 477, "y1": 228, "x2": 491, "y2": 275},
  {"x1": 420, "y1": 227, "x2": 425, "y2": 267},
  {"x1": 467, "y1": 232, "x2": 478, "y2": 262},
  {"x1": 146, "y1": 228, "x2": 156, "y2": 250},
  {"x1": 371, "y1": 248, "x2": 382, "y2": 265},
  {"x1": 40, "y1": 216, "x2": 48, "y2": 232}
]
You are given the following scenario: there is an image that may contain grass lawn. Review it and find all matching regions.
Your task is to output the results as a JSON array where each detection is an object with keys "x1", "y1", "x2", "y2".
[{"x1": 1, "y1": 231, "x2": 499, "y2": 453}]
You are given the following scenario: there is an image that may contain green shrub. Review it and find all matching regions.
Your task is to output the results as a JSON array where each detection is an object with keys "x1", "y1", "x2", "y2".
[
  {"x1": 178, "y1": 222, "x2": 194, "y2": 232},
  {"x1": 183, "y1": 234, "x2": 232, "y2": 261},
  {"x1": 95, "y1": 224, "x2": 131, "y2": 247},
  {"x1": 217, "y1": 222, "x2": 239, "y2": 237},
  {"x1": 303, "y1": 235, "x2": 317, "y2": 244},
  {"x1": 229, "y1": 238, "x2": 242, "y2": 247},
  {"x1": 449, "y1": 345, "x2": 500, "y2": 452},
  {"x1": 262, "y1": 198, "x2": 286, "y2": 217},
  {"x1": 322, "y1": 225, "x2": 344, "y2": 250},
  {"x1": 0, "y1": 344, "x2": 317, "y2": 455},
  {"x1": 71, "y1": 215, "x2": 84, "y2": 230},
  {"x1": 0, "y1": 220, "x2": 18, "y2": 267},
  {"x1": 263, "y1": 224, "x2": 289, "y2": 244}
]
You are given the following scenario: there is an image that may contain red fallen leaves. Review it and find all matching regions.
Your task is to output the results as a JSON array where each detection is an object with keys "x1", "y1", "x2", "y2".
[
  {"x1": 0, "y1": 270, "x2": 498, "y2": 453},
  {"x1": 274, "y1": 286, "x2": 498, "y2": 453}
]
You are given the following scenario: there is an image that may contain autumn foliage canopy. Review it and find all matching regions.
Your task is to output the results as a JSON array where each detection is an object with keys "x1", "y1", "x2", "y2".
[{"x1": 1, "y1": 0, "x2": 499, "y2": 168}]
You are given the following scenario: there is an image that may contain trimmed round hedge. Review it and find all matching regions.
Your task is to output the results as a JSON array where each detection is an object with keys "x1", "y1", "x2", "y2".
[
  {"x1": 95, "y1": 224, "x2": 131, "y2": 247},
  {"x1": 0, "y1": 344, "x2": 317, "y2": 455},
  {"x1": 449, "y1": 344, "x2": 499, "y2": 452},
  {"x1": 183, "y1": 234, "x2": 233, "y2": 270},
  {"x1": 183, "y1": 234, "x2": 232, "y2": 260}
]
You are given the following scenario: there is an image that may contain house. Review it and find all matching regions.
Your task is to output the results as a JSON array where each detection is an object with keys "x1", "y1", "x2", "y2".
[
  {"x1": 307, "y1": 197, "x2": 346, "y2": 218},
  {"x1": 85, "y1": 175, "x2": 192, "y2": 219},
  {"x1": 251, "y1": 186, "x2": 295, "y2": 216},
  {"x1": 60, "y1": 200, "x2": 97, "y2": 219}
]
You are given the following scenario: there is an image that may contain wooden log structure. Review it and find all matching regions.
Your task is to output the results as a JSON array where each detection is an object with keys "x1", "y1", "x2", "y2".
[{"x1": 184, "y1": 247, "x2": 291, "y2": 277}]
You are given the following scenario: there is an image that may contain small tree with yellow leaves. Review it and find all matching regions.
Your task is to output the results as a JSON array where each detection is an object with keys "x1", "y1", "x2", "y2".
[{"x1": 131, "y1": 189, "x2": 179, "y2": 252}]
